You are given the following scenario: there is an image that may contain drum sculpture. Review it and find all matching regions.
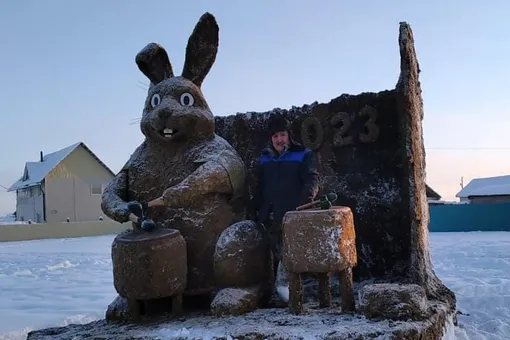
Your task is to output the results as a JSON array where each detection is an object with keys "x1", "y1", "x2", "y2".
[{"x1": 111, "y1": 227, "x2": 187, "y2": 320}]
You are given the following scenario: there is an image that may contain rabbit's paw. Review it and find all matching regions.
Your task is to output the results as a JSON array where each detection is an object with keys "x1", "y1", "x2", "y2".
[
  {"x1": 141, "y1": 219, "x2": 157, "y2": 232},
  {"x1": 127, "y1": 201, "x2": 143, "y2": 217},
  {"x1": 127, "y1": 201, "x2": 149, "y2": 218}
]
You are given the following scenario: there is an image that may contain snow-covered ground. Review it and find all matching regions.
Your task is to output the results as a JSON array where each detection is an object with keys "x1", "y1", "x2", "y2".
[
  {"x1": 430, "y1": 232, "x2": 510, "y2": 339},
  {"x1": 0, "y1": 232, "x2": 508, "y2": 340},
  {"x1": 0, "y1": 236, "x2": 116, "y2": 340}
]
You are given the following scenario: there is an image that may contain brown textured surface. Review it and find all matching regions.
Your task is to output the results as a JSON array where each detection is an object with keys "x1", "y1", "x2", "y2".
[
  {"x1": 29, "y1": 20, "x2": 456, "y2": 340},
  {"x1": 396, "y1": 23, "x2": 455, "y2": 307},
  {"x1": 318, "y1": 273, "x2": 331, "y2": 308},
  {"x1": 216, "y1": 94, "x2": 402, "y2": 281},
  {"x1": 339, "y1": 268, "x2": 355, "y2": 312},
  {"x1": 213, "y1": 220, "x2": 272, "y2": 289},
  {"x1": 101, "y1": 12, "x2": 250, "y2": 299},
  {"x1": 288, "y1": 272, "x2": 303, "y2": 315},
  {"x1": 28, "y1": 298, "x2": 455, "y2": 340},
  {"x1": 105, "y1": 139, "x2": 247, "y2": 296},
  {"x1": 210, "y1": 287, "x2": 262, "y2": 316},
  {"x1": 181, "y1": 13, "x2": 219, "y2": 88},
  {"x1": 111, "y1": 228, "x2": 187, "y2": 300},
  {"x1": 214, "y1": 22, "x2": 456, "y2": 312},
  {"x1": 282, "y1": 206, "x2": 356, "y2": 273},
  {"x1": 105, "y1": 295, "x2": 133, "y2": 322},
  {"x1": 358, "y1": 283, "x2": 428, "y2": 321}
]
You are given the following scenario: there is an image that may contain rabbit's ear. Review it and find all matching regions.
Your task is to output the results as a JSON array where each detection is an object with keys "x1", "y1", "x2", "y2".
[
  {"x1": 181, "y1": 12, "x2": 219, "y2": 87},
  {"x1": 136, "y1": 43, "x2": 174, "y2": 85}
]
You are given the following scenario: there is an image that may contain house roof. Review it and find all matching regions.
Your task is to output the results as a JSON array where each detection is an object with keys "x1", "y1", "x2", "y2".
[
  {"x1": 425, "y1": 184, "x2": 441, "y2": 200},
  {"x1": 456, "y1": 175, "x2": 510, "y2": 198},
  {"x1": 8, "y1": 142, "x2": 115, "y2": 192}
]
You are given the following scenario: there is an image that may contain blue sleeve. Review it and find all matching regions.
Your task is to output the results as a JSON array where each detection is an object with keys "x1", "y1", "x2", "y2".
[{"x1": 299, "y1": 149, "x2": 320, "y2": 205}]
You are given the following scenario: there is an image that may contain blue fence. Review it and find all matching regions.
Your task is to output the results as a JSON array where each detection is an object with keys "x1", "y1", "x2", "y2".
[{"x1": 429, "y1": 202, "x2": 510, "y2": 232}]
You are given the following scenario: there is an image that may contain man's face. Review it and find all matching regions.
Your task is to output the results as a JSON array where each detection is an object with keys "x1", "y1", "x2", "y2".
[{"x1": 271, "y1": 130, "x2": 290, "y2": 153}]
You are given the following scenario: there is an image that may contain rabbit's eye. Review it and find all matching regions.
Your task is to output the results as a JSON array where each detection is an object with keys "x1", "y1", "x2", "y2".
[
  {"x1": 150, "y1": 94, "x2": 161, "y2": 108},
  {"x1": 180, "y1": 93, "x2": 195, "y2": 107}
]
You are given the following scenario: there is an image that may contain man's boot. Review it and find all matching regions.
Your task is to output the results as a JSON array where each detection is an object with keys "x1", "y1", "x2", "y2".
[{"x1": 275, "y1": 261, "x2": 290, "y2": 303}]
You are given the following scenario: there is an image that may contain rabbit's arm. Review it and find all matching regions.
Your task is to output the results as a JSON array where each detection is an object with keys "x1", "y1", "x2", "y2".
[
  {"x1": 161, "y1": 159, "x2": 237, "y2": 208},
  {"x1": 101, "y1": 169, "x2": 131, "y2": 223},
  {"x1": 101, "y1": 143, "x2": 146, "y2": 223}
]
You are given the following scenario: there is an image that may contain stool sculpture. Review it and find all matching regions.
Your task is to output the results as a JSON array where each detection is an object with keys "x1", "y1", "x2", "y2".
[
  {"x1": 111, "y1": 227, "x2": 187, "y2": 321},
  {"x1": 282, "y1": 205, "x2": 357, "y2": 315}
]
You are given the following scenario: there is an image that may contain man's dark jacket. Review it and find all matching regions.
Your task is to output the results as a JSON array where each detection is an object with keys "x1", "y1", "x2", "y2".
[{"x1": 252, "y1": 142, "x2": 320, "y2": 225}]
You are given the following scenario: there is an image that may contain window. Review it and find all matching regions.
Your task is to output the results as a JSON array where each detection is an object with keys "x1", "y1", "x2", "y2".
[
  {"x1": 31, "y1": 186, "x2": 40, "y2": 196},
  {"x1": 17, "y1": 188, "x2": 29, "y2": 197},
  {"x1": 90, "y1": 184, "x2": 103, "y2": 195}
]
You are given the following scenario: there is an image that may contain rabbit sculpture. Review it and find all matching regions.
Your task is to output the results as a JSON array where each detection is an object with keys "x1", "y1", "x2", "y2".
[{"x1": 101, "y1": 12, "x2": 272, "y2": 319}]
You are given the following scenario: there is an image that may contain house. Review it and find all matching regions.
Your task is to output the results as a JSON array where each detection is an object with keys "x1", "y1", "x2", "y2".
[
  {"x1": 8, "y1": 142, "x2": 115, "y2": 223},
  {"x1": 455, "y1": 175, "x2": 510, "y2": 204},
  {"x1": 426, "y1": 184, "x2": 442, "y2": 204}
]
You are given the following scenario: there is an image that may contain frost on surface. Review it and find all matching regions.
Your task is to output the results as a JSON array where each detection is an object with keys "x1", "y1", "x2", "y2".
[
  {"x1": 213, "y1": 219, "x2": 272, "y2": 292},
  {"x1": 210, "y1": 287, "x2": 260, "y2": 316},
  {"x1": 216, "y1": 92, "x2": 407, "y2": 283},
  {"x1": 215, "y1": 219, "x2": 262, "y2": 256},
  {"x1": 396, "y1": 22, "x2": 455, "y2": 308},
  {"x1": 100, "y1": 12, "x2": 250, "y2": 301},
  {"x1": 212, "y1": 24, "x2": 455, "y2": 319},
  {"x1": 441, "y1": 313, "x2": 457, "y2": 340},
  {"x1": 358, "y1": 283, "x2": 428, "y2": 321},
  {"x1": 282, "y1": 207, "x2": 356, "y2": 274},
  {"x1": 100, "y1": 136, "x2": 248, "y2": 298},
  {"x1": 27, "y1": 302, "x2": 457, "y2": 340},
  {"x1": 22, "y1": 17, "x2": 459, "y2": 339}
]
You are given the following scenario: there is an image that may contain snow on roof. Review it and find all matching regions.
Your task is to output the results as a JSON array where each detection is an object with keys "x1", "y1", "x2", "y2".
[
  {"x1": 456, "y1": 174, "x2": 510, "y2": 198},
  {"x1": 8, "y1": 142, "x2": 114, "y2": 192},
  {"x1": 426, "y1": 184, "x2": 441, "y2": 199}
]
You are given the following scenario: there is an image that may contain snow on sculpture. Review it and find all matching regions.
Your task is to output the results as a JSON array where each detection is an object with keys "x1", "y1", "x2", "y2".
[
  {"x1": 100, "y1": 12, "x2": 272, "y2": 319},
  {"x1": 111, "y1": 228, "x2": 188, "y2": 320},
  {"x1": 26, "y1": 18, "x2": 459, "y2": 340},
  {"x1": 282, "y1": 205, "x2": 357, "y2": 315}
]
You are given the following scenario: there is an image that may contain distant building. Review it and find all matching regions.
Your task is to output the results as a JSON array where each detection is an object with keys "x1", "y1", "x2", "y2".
[
  {"x1": 426, "y1": 184, "x2": 442, "y2": 204},
  {"x1": 455, "y1": 175, "x2": 510, "y2": 204},
  {"x1": 8, "y1": 142, "x2": 115, "y2": 223},
  {"x1": 0, "y1": 213, "x2": 16, "y2": 224}
]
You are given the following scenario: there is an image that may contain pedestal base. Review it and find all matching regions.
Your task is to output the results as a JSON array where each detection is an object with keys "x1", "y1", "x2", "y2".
[{"x1": 27, "y1": 298, "x2": 456, "y2": 340}]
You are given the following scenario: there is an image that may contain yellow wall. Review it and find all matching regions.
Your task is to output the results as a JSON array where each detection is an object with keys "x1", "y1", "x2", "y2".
[
  {"x1": 0, "y1": 221, "x2": 130, "y2": 243},
  {"x1": 45, "y1": 145, "x2": 114, "y2": 223}
]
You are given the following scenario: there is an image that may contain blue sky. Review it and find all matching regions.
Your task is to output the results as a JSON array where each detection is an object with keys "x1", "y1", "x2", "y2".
[{"x1": 0, "y1": 1, "x2": 509, "y2": 215}]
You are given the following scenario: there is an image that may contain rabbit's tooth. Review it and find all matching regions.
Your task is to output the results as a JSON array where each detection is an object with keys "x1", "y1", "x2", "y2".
[{"x1": 163, "y1": 128, "x2": 173, "y2": 134}]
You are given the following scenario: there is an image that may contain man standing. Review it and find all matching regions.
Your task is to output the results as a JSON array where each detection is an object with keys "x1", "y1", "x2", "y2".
[{"x1": 251, "y1": 115, "x2": 320, "y2": 303}]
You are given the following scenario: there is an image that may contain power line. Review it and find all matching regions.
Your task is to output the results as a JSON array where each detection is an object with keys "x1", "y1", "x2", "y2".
[
  {"x1": 426, "y1": 147, "x2": 510, "y2": 150},
  {"x1": 131, "y1": 83, "x2": 509, "y2": 153},
  {"x1": 137, "y1": 80, "x2": 149, "y2": 91}
]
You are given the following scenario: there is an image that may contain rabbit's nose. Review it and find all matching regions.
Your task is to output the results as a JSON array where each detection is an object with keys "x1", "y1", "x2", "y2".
[{"x1": 157, "y1": 109, "x2": 172, "y2": 120}]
